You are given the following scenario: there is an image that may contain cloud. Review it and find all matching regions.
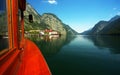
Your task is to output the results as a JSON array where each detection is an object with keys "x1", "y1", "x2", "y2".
[
  {"x1": 48, "y1": 0, "x2": 57, "y2": 4},
  {"x1": 113, "y1": 7, "x2": 117, "y2": 10}
]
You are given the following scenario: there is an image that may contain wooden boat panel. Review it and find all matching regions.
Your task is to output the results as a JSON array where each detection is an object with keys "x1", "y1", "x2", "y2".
[
  {"x1": 17, "y1": 39, "x2": 51, "y2": 75},
  {"x1": 0, "y1": 39, "x2": 51, "y2": 75}
]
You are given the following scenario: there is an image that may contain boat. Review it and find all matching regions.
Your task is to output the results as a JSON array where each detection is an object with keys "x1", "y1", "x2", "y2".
[{"x1": 0, "y1": 0, "x2": 51, "y2": 75}]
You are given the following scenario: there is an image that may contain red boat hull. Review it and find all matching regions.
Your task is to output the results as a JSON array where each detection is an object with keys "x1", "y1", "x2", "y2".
[{"x1": 0, "y1": 39, "x2": 51, "y2": 75}]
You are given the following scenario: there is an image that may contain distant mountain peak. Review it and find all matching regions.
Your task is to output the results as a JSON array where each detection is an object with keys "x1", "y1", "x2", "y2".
[
  {"x1": 81, "y1": 15, "x2": 120, "y2": 35},
  {"x1": 109, "y1": 15, "x2": 120, "y2": 22},
  {"x1": 97, "y1": 20, "x2": 108, "y2": 24},
  {"x1": 42, "y1": 13, "x2": 62, "y2": 22}
]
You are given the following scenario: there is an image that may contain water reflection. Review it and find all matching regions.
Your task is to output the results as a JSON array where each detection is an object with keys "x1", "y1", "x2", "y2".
[
  {"x1": 29, "y1": 35, "x2": 76, "y2": 57},
  {"x1": 83, "y1": 35, "x2": 120, "y2": 54},
  {"x1": 29, "y1": 35, "x2": 120, "y2": 75},
  {"x1": 0, "y1": 0, "x2": 8, "y2": 51},
  {"x1": 0, "y1": 38, "x2": 8, "y2": 51}
]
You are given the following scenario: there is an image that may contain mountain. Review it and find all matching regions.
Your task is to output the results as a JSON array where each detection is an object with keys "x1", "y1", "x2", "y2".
[
  {"x1": 24, "y1": 3, "x2": 41, "y2": 30},
  {"x1": 81, "y1": 15, "x2": 120, "y2": 35},
  {"x1": 99, "y1": 18, "x2": 120, "y2": 35},
  {"x1": 109, "y1": 15, "x2": 120, "y2": 22},
  {"x1": 24, "y1": 3, "x2": 77, "y2": 35},
  {"x1": 41, "y1": 13, "x2": 66, "y2": 35},
  {"x1": 0, "y1": 13, "x2": 7, "y2": 34},
  {"x1": 89, "y1": 21, "x2": 109, "y2": 35}
]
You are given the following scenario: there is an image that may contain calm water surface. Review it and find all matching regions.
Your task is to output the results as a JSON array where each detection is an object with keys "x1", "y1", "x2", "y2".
[
  {"x1": 0, "y1": 38, "x2": 8, "y2": 51},
  {"x1": 31, "y1": 35, "x2": 120, "y2": 75}
]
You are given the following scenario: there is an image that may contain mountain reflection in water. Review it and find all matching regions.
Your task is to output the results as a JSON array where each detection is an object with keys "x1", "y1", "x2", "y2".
[
  {"x1": 29, "y1": 35, "x2": 120, "y2": 75},
  {"x1": 29, "y1": 35, "x2": 76, "y2": 57},
  {"x1": 83, "y1": 35, "x2": 120, "y2": 54}
]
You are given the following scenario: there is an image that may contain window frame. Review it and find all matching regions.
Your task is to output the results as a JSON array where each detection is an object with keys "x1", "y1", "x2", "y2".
[
  {"x1": 0, "y1": 0, "x2": 10, "y2": 55},
  {"x1": 0, "y1": 0, "x2": 20, "y2": 56}
]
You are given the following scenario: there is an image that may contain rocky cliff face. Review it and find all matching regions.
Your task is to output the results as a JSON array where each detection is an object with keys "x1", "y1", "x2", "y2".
[
  {"x1": 24, "y1": 3, "x2": 77, "y2": 35},
  {"x1": 24, "y1": 3, "x2": 41, "y2": 30},
  {"x1": 41, "y1": 13, "x2": 66, "y2": 35}
]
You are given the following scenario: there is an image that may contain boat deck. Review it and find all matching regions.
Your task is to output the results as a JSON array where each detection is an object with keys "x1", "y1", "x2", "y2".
[{"x1": 0, "y1": 39, "x2": 51, "y2": 75}]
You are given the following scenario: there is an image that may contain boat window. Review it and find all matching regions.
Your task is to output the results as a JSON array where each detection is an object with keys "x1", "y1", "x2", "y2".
[{"x1": 0, "y1": 0, "x2": 9, "y2": 52}]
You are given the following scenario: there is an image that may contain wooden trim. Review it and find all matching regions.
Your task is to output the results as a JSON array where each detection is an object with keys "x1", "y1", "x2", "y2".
[
  {"x1": 0, "y1": 49, "x2": 9, "y2": 56},
  {"x1": 7, "y1": 0, "x2": 13, "y2": 49},
  {"x1": 0, "y1": 48, "x2": 16, "y2": 61},
  {"x1": 0, "y1": 48, "x2": 20, "y2": 75},
  {"x1": 11, "y1": 0, "x2": 19, "y2": 48}
]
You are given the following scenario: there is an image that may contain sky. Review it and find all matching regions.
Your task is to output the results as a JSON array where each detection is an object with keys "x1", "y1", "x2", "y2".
[{"x1": 27, "y1": 0, "x2": 120, "y2": 33}]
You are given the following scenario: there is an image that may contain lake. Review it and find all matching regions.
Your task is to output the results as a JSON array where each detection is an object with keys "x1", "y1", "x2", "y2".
[
  {"x1": 0, "y1": 38, "x2": 8, "y2": 51},
  {"x1": 30, "y1": 35, "x2": 120, "y2": 75}
]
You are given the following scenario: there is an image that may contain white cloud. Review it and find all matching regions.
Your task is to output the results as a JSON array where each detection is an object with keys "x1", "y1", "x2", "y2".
[
  {"x1": 48, "y1": 0, "x2": 57, "y2": 5},
  {"x1": 113, "y1": 7, "x2": 117, "y2": 10}
]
